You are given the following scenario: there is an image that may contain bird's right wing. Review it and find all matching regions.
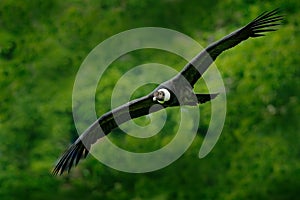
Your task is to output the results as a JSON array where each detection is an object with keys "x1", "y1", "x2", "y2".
[
  {"x1": 52, "y1": 94, "x2": 166, "y2": 175},
  {"x1": 180, "y1": 9, "x2": 284, "y2": 87}
]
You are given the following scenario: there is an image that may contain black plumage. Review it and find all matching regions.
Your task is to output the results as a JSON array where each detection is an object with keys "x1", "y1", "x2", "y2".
[{"x1": 53, "y1": 9, "x2": 283, "y2": 175}]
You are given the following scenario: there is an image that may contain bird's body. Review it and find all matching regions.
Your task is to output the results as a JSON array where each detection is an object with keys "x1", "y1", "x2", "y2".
[{"x1": 53, "y1": 9, "x2": 284, "y2": 175}]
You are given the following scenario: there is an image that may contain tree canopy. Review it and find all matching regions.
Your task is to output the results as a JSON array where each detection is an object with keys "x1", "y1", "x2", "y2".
[{"x1": 0, "y1": 0, "x2": 299, "y2": 199}]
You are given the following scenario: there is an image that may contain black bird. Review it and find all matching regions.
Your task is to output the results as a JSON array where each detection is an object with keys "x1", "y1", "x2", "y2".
[{"x1": 53, "y1": 9, "x2": 283, "y2": 175}]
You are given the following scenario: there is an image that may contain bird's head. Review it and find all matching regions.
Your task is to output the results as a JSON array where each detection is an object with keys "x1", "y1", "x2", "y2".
[{"x1": 153, "y1": 88, "x2": 171, "y2": 104}]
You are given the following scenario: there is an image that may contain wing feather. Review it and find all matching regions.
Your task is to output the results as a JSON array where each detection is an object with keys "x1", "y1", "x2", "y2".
[
  {"x1": 52, "y1": 94, "x2": 159, "y2": 175},
  {"x1": 53, "y1": 9, "x2": 284, "y2": 175},
  {"x1": 180, "y1": 9, "x2": 283, "y2": 86}
]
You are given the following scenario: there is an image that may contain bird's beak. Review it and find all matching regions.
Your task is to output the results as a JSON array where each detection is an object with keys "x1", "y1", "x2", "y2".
[{"x1": 153, "y1": 96, "x2": 157, "y2": 101}]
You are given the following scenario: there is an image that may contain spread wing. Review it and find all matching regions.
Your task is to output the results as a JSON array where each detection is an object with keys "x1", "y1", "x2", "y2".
[
  {"x1": 52, "y1": 94, "x2": 166, "y2": 175},
  {"x1": 53, "y1": 9, "x2": 283, "y2": 175},
  {"x1": 180, "y1": 9, "x2": 284, "y2": 86}
]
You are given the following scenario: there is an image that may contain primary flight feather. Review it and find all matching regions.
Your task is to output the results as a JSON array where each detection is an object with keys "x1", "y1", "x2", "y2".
[{"x1": 53, "y1": 9, "x2": 283, "y2": 175}]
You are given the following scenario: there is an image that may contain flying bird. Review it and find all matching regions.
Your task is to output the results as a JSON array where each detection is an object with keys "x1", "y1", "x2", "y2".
[{"x1": 53, "y1": 9, "x2": 283, "y2": 175}]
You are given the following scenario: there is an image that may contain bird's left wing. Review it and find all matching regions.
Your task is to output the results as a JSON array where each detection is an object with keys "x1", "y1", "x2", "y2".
[
  {"x1": 180, "y1": 9, "x2": 284, "y2": 86},
  {"x1": 52, "y1": 94, "x2": 164, "y2": 175}
]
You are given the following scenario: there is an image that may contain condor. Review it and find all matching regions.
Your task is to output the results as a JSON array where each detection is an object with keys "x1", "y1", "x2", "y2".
[{"x1": 53, "y1": 9, "x2": 283, "y2": 175}]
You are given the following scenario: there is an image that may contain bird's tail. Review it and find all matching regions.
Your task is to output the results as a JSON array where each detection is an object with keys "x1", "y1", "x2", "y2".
[{"x1": 196, "y1": 93, "x2": 219, "y2": 104}]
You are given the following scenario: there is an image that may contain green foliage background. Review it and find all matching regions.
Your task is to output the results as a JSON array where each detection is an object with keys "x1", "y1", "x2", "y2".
[{"x1": 0, "y1": 0, "x2": 299, "y2": 199}]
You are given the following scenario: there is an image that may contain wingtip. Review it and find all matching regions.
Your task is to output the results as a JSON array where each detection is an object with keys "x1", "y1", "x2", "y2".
[
  {"x1": 52, "y1": 141, "x2": 89, "y2": 176},
  {"x1": 248, "y1": 8, "x2": 284, "y2": 38}
]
